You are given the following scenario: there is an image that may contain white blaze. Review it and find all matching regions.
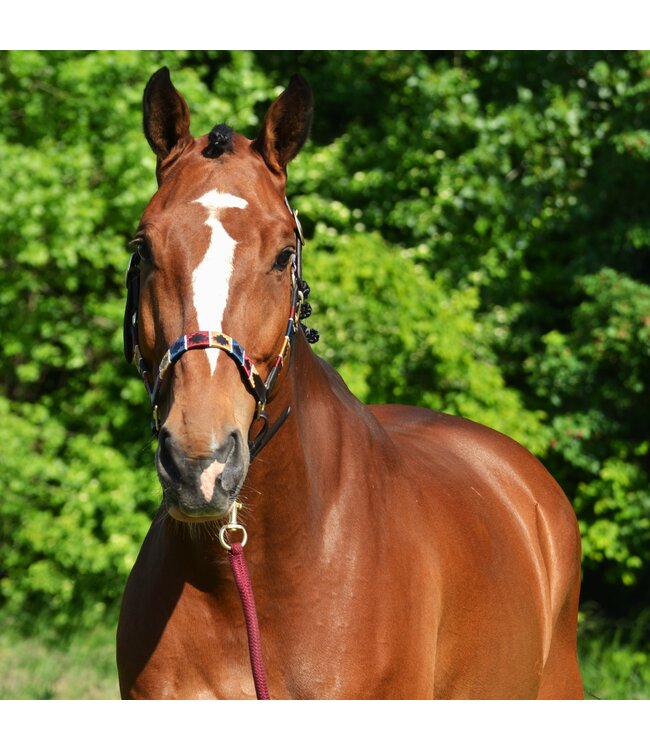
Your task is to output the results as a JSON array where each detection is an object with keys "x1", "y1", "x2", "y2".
[{"x1": 192, "y1": 190, "x2": 248, "y2": 374}]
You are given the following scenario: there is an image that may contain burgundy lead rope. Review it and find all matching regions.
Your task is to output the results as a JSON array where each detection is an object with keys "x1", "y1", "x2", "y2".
[{"x1": 228, "y1": 542, "x2": 271, "y2": 700}]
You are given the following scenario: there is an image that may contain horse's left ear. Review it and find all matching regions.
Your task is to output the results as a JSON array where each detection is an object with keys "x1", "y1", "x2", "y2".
[{"x1": 253, "y1": 75, "x2": 313, "y2": 174}]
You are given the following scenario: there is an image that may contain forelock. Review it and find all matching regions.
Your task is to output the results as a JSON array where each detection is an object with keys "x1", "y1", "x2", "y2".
[{"x1": 203, "y1": 124, "x2": 235, "y2": 159}]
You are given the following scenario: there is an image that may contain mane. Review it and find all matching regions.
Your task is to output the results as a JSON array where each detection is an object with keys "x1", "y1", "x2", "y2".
[{"x1": 203, "y1": 124, "x2": 235, "y2": 158}]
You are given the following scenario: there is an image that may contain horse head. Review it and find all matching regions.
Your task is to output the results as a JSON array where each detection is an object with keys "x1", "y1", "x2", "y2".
[{"x1": 125, "y1": 67, "x2": 313, "y2": 521}]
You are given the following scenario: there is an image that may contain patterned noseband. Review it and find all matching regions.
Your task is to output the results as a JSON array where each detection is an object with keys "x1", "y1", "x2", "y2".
[{"x1": 123, "y1": 198, "x2": 316, "y2": 460}]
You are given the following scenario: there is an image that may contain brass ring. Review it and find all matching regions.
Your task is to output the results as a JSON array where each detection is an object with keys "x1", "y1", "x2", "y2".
[{"x1": 219, "y1": 523, "x2": 248, "y2": 551}]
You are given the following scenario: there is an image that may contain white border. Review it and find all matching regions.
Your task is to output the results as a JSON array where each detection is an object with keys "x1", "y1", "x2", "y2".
[
  {"x1": 2, "y1": 1, "x2": 650, "y2": 49},
  {"x1": 1, "y1": 698, "x2": 647, "y2": 749}
]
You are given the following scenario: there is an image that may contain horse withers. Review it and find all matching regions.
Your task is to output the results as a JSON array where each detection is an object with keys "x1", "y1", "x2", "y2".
[{"x1": 116, "y1": 67, "x2": 583, "y2": 699}]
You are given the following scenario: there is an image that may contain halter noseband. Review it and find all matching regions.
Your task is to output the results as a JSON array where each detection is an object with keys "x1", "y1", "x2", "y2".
[{"x1": 124, "y1": 198, "x2": 315, "y2": 460}]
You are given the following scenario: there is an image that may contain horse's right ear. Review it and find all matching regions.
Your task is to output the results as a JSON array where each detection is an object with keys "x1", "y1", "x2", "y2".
[
  {"x1": 143, "y1": 67, "x2": 192, "y2": 163},
  {"x1": 253, "y1": 75, "x2": 313, "y2": 174}
]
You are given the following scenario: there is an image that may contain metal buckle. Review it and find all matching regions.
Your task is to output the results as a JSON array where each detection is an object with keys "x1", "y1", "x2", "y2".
[{"x1": 219, "y1": 502, "x2": 248, "y2": 551}]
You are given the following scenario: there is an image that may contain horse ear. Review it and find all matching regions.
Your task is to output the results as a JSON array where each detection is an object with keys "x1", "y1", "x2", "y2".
[
  {"x1": 253, "y1": 75, "x2": 313, "y2": 174},
  {"x1": 143, "y1": 67, "x2": 192, "y2": 161}
]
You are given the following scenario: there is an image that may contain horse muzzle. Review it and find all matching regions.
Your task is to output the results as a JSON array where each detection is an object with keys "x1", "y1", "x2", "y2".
[{"x1": 156, "y1": 427, "x2": 249, "y2": 519}]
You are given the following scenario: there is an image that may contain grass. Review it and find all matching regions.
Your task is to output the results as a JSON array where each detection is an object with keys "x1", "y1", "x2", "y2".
[
  {"x1": 0, "y1": 610, "x2": 647, "y2": 699},
  {"x1": 578, "y1": 608, "x2": 650, "y2": 700},
  {"x1": 0, "y1": 619, "x2": 119, "y2": 699}
]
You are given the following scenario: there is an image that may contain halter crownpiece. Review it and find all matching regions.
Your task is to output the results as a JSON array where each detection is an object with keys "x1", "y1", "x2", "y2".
[{"x1": 123, "y1": 198, "x2": 316, "y2": 458}]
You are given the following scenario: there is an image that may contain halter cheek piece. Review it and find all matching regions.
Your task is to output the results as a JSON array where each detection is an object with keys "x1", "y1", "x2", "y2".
[{"x1": 123, "y1": 199, "x2": 317, "y2": 460}]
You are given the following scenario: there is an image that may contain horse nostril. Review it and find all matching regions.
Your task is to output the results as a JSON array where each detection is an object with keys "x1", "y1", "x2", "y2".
[
  {"x1": 219, "y1": 430, "x2": 247, "y2": 493},
  {"x1": 158, "y1": 427, "x2": 182, "y2": 483}
]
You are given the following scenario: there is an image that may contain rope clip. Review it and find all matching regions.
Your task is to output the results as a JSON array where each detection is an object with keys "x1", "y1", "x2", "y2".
[{"x1": 219, "y1": 501, "x2": 248, "y2": 551}]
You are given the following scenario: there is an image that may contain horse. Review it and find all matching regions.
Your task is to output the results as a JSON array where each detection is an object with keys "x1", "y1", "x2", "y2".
[{"x1": 116, "y1": 67, "x2": 583, "y2": 699}]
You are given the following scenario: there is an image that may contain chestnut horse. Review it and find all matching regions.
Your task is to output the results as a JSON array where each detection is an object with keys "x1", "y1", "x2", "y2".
[{"x1": 116, "y1": 67, "x2": 583, "y2": 699}]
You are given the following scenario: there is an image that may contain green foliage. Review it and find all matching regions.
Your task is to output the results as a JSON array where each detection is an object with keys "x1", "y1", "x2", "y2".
[
  {"x1": 526, "y1": 269, "x2": 650, "y2": 585},
  {"x1": 1, "y1": 50, "x2": 649, "y2": 636},
  {"x1": 578, "y1": 609, "x2": 650, "y2": 699},
  {"x1": 309, "y1": 229, "x2": 546, "y2": 453},
  {"x1": 0, "y1": 397, "x2": 157, "y2": 632}
]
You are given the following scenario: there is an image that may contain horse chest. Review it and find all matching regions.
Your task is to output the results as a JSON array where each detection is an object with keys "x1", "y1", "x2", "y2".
[{"x1": 126, "y1": 565, "x2": 430, "y2": 699}]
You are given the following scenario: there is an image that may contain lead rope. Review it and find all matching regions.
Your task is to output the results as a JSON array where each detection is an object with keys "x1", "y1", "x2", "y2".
[{"x1": 219, "y1": 503, "x2": 270, "y2": 700}]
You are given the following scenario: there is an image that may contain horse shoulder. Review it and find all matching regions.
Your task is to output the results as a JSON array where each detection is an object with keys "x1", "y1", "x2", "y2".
[
  {"x1": 370, "y1": 403, "x2": 580, "y2": 572},
  {"x1": 369, "y1": 403, "x2": 576, "y2": 532},
  {"x1": 366, "y1": 403, "x2": 581, "y2": 697}
]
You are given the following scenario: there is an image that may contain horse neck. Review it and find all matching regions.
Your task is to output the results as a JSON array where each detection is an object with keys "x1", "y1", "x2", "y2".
[{"x1": 242, "y1": 333, "x2": 380, "y2": 561}]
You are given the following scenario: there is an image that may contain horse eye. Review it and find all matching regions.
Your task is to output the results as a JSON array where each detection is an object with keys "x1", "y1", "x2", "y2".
[
  {"x1": 131, "y1": 236, "x2": 152, "y2": 263},
  {"x1": 273, "y1": 247, "x2": 294, "y2": 272}
]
